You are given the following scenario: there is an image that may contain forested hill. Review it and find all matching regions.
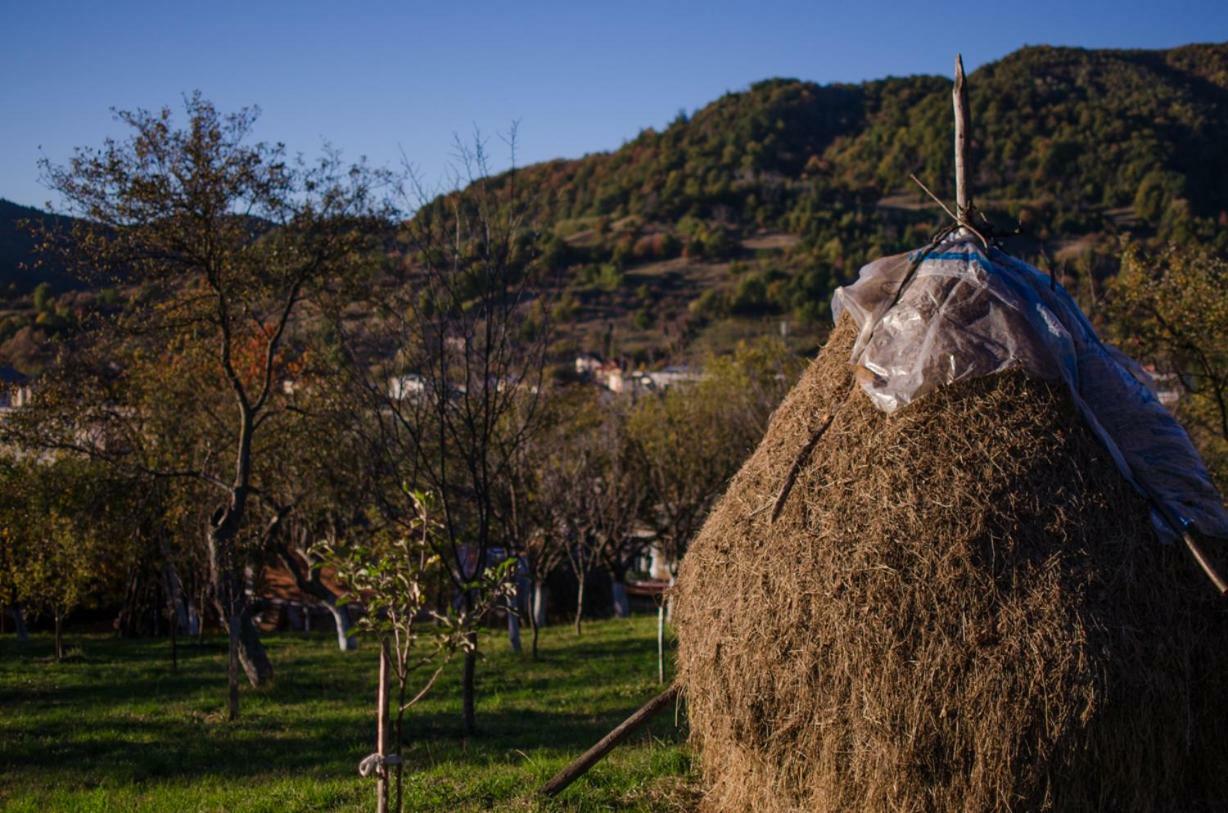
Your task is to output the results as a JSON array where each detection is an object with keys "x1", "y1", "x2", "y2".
[
  {"x1": 425, "y1": 42, "x2": 1228, "y2": 358},
  {"x1": 483, "y1": 43, "x2": 1228, "y2": 238},
  {"x1": 4, "y1": 42, "x2": 1228, "y2": 367},
  {"x1": 0, "y1": 199, "x2": 77, "y2": 295}
]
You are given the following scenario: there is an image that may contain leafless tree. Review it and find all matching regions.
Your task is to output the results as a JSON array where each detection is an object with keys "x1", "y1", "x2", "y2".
[{"x1": 338, "y1": 128, "x2": 553, "y2": 734}]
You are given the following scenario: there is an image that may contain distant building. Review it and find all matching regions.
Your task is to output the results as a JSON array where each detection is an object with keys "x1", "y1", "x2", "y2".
[
  {"x1": 388, "y1": 373, "x2": 426, "y2": 400},
  {"x1": 0, "y1": 366, "x2": 32, "y2": 410},
  {"x1": 574, "y1": 353, "x2": 604, "y2": 378},
  {"x1": 643, "y1": 366, "x2": 701, "y2": 390},
  {"x1": 1140, "y1": 364, "x2": 1182, "y2": 410},
  {"x1": 574, "y1": 354, "x2": 704, "y2": 395}
]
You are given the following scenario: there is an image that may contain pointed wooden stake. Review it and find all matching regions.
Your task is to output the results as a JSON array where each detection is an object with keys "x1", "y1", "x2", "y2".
[{"x1": 953, "y1": 54, "x2": 971, "y2": 219}]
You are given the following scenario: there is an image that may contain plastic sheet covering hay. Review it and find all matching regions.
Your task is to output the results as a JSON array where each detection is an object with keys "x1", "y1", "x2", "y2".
[
  {"x1": 833, "y1": 237, "x2": 1228, "y2": 541},
  {"x1": 674, "y1": 313, "x2": 1228, "y2": 812}
]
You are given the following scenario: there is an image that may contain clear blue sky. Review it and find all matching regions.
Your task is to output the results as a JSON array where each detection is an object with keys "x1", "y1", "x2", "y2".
[{"x1": 3, "y1": 0, "x2": 1227, "y2": 210}]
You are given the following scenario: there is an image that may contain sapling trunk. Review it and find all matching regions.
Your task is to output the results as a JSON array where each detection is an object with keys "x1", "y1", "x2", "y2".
[
  {"x1": 461, "y1": 630, "x2": 478, "y2": 736},
  {"x1": 227, "y1": 617, "x2": 240, "y2": 721},
  {"x1": 507, "y1": 599, "x2": 522, "y2": 654},
  {"x1": 574, "y1": 575, "x2": 586, "y2": 635},
  {"x1": 529, "y1": 581, "x2": 542, "y2": 659},
  {"x1": 53, "y1": 611, "x2": 64, "y2": 661},
  {"x1": 532, "y1": 580, "x2": 547, "y2": 628},
  {"x1": 611, "y1": 577, "x2": 629, "y2": 618},
  {"x1": 7, "y1": 606, "x2": 29, "y2": 642}
]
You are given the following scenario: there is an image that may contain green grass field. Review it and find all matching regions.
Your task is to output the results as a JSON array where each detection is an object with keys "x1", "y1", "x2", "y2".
[{"x1": 0, "y1": 615, "x2": 695, "y2": 812}]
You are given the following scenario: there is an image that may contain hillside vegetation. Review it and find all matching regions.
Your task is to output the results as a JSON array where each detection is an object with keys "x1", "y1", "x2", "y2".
[{"x1": 4, "y1": 43, "x2": 1227, "y2": 369}]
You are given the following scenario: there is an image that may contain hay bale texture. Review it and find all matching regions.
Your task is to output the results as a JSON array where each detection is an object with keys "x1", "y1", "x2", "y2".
[{"x1": 674, "y1": 316, "x2": 1228, "y2": 812}]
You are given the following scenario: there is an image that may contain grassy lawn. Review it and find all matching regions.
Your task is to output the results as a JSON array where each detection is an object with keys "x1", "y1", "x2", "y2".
[{"x1": 0, "y1": 615, "x2": 695, "y2": 812}]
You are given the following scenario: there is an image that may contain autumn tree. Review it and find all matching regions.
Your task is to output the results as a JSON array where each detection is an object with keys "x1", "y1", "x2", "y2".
[
  {"x1": 25, "y1": 94, "x2": 392, "y2": 718},
  {"x1": 586, "y1": 403, "x2": 648, "y2": 620},
  {"x1": 630, "y1": 337, "x2": 801, "y2": 574},
  {"x1": 1107, "y1": 243, "x2": 1228, "y2": 491},
  {"x1": 0, "y1": 455, "x2": 139, "y2": 660}
]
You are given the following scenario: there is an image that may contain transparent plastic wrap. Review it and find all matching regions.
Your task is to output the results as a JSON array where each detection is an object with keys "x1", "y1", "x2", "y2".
[{"x1": 831, "y1": 236, "x2": 1228, "y2": 541}]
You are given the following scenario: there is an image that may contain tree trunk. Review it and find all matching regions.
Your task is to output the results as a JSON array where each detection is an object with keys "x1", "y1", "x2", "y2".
[
  {"x1": 228, "y1": 616, "x2": 241, "y2": 721},
  {"x1": 393, "y1": 673, "x2": 405, "y2": 813},
  {"x1": 529, "y1": 580, "x2": 543, "y2": 660},
  {"x1": 53, "y1": 611, "x2": 64, "y2": 661},
  {"x1": 7, "y1": 605, "x2": 29, "y2": 642},
  {"x1": 461, "y1": 630, "x2": 478, "y2": 736},
  {"x1": 610, "y1": 576, "x2": 629, "y2": 619},
  {"x1": 235, "y1": 608, "x2": 273, "y2": 686},
  {"x1": 574, "y1": 574, "x2": 586, "y2": 635},
  {"x1": 532, "y1": 580, "x2": 547, "y2": 628},
  {"x1": 506, "y1": 595, "x2": 522, "y2": 654},
  {"x1": 324, "y1": 602, "x2": 356, "y2": 652},
  {"x1": 657, "y1": 602, "x2": 666, "y2": 684},
  {"x1": 275, "y1": 542, "x2": 356, "y2": 651},
  {"x1": 208, "y1": 520, "x2": 273, "y2": 689}
]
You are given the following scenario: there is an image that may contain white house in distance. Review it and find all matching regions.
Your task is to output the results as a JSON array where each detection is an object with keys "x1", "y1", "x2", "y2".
[
  {"x1": 575, "y1": 353, "x2": 702, "y2": 395},
  {"x1": 387, "y1": 373, "x2": 427, "y2": 400},
  {"x1": 0, "y1": 366, "x2": 32, "y2": 411}
]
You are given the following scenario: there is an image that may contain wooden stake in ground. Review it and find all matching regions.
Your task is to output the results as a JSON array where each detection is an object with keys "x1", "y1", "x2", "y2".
[
  {"x1": 376, "y1": 640, "x2": 390, "y2": 813},
  {"x1": 540, "y1": 684, "x2": 679, "y2": 798},
  {"x1": 953, "y1": 53, "x2": 971, "y2": 220}
]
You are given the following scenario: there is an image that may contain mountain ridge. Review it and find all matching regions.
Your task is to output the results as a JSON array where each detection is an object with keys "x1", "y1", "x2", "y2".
[{"x1": 4, "y1": 41, "x2": 1227, "y2": 369}]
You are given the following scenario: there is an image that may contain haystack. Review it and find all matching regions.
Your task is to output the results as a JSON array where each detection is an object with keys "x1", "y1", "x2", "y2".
[{"x1": 673, "y1": 239, "x2": 1228, "y2": 812}]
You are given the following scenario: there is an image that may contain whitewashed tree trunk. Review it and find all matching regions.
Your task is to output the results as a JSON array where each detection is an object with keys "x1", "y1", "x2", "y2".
[
  {"x1": 7, "y1": 606, "x2": 29, "y2": 642},
  {"x1": 275, "y1": 542, "x2": 356, "y2": 651},
  {"x1": 532, "y1": 580, "x2": 547, "y2": 628},
  {"x1": 187, "y1": 601, "x2": 200, "y2": 636},
  {"x1": 611, "y1": 579, "x2": 630, "y2": 618},
  {"x1": 324, "y1": 601, "x2": 356, "y2": 651},
  {"x1": 574, "y1": 574, "x2": 586, "y2": 635},
  {"x1": 161, "y1": 561, "x2": 190, "y2": 633},
  {"x1": 507, "y1": 600, "x2": 522, "y2": 654}
]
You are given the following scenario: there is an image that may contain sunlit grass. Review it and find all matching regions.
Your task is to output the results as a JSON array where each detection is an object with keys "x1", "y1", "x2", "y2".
[{"x1": 0, "y1": 615, "x2": 693, "y2": 811}]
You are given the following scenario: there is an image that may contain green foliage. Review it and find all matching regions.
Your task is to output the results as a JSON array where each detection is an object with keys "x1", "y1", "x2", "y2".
[
  {"x1": 628, "y1": 336, "x2": 801, "y2": 561},
  {"x1": 1106, "y1": 243, "x2": 1228, "y2": 491},
  {"x1": 30, "y1": 282, "x2": 51, "y2": 312},
  {"x1": 0, "y1": 455, "x2": 145, "y2": 658}
]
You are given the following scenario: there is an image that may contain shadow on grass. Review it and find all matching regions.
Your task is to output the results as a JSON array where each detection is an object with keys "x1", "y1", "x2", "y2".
[
  {"x1": 2, "y1": 706, "x2": 680, "y2": 779},
  {"x1": 0, "y1": 624, "x2": 685, "y2": 791}
]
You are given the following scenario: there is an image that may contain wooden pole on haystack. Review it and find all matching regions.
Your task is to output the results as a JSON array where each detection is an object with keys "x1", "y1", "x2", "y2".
[
  {"x1": 953, "y1": 53, "x2": 971, "y2": 222},
  {"x1": 909, "y1": 54, "x2": 989, "y2": 246},
  {"x1": 948, "y1": 55, "x2": 1225, "y2": 597}
]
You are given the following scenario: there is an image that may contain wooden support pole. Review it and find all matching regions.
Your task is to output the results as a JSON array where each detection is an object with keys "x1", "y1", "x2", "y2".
[
  {"x1": 1149, "y1": 495, "x2": 1227, "y2": 596},
  {"x1": 376, "y1": 640, "x2": 390, "y2": 813},
  {"x1": 656, "y1": 602, "x2": 665, "y2": 684},
  {"x1": 540, "y1": 684, "x2": 679, "y2": 798},
  {"x1": 1183, "y1": 531, "x2": 1228, "y2": 596},
  {"x1": 953, "y1": 53, "x2": 971, "y2": 219}
]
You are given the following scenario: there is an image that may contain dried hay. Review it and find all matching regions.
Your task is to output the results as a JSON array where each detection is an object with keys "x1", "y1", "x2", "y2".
[{"x1": 674, "y1": 316, "x2": 1228, "y2": 812}]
